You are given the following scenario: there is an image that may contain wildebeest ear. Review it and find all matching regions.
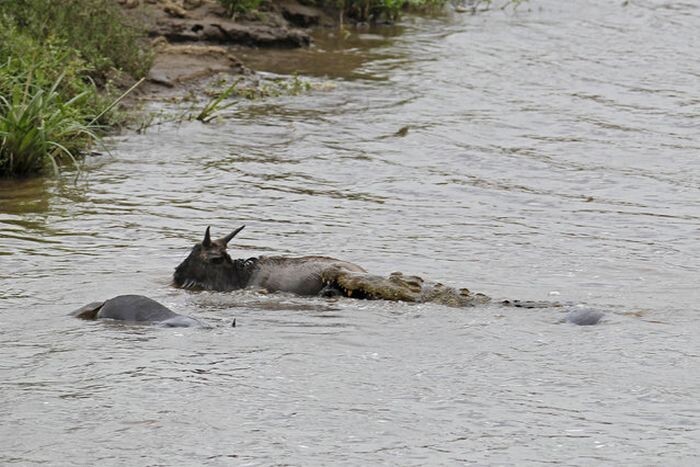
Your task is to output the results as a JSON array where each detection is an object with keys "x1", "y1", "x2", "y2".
[
  {"x1": 220, "y1": 225, "x2": 245, "y2": 246},
  {"x1": 202, "y1": 226, "x2": 212, "y2": 247}
]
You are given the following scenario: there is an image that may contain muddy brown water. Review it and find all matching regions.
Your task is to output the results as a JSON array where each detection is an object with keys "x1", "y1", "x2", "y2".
[{"x1": 1, "y1": 1, "x2": 699, "y2": 465}]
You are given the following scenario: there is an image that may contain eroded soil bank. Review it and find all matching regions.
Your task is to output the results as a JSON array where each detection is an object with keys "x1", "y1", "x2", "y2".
[{"x1": 118, "y1": 0, "x2": 335, "y2": 98}]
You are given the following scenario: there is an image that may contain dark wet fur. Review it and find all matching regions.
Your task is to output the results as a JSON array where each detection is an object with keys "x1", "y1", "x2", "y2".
[
  {"x1": 173, "y1": 226, "x2": 366, "y2": 295},
  {"x1": 173, "y1": 244, "x2": 258, "y2": 291}
]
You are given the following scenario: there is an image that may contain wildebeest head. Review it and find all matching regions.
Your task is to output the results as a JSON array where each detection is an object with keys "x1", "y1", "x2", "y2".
[{"x1": 173, "y1": 225, "x2": 247, "y2": 291}]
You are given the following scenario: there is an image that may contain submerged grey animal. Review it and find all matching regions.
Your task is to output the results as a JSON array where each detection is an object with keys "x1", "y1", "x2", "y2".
[
  {"x1": 564, "y1": 308, "x2": 605, "y2": 326},
  {"x1": 72, "y1": 294, "x2": 205, "y2": 327},
  {"x1": 502, "y1": 300, "x2": 605, "y2": 326}
]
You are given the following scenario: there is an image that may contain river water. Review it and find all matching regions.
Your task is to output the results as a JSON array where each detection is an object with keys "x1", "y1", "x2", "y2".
[{"x1": 1, "y1": 0, "x2": 699, "y2": 465}]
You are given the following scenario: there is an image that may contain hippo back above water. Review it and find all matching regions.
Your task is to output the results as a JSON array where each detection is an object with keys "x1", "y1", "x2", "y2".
[{"x1": 72, "y1": 295, "x2": 205, "y2": 327}]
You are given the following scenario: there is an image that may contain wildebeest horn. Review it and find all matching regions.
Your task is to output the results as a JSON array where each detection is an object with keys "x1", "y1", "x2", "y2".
[
  {"x1": 202, "y1": 226, "x2": 212, "y2": 247},
  {"x1": 220, "y1": 225, "x2": 245, "y2": 246}
]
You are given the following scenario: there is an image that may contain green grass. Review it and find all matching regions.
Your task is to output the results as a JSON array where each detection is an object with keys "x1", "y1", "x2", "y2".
[
  {"x1": 196, "y1": 79, "x2": 243, "y2": 123},
  {"x1": 0, "y1": 0, "x2": 152, "y2": 80},
  {"x1": 0, "y1": 1, "x2": 151, "y2": 177},
  {"x1": 0, "y1": 73, "x2": 100, "y2": 177},
  {"x1": 218, "y1": 0, "x2": 264, "y2": 19}
]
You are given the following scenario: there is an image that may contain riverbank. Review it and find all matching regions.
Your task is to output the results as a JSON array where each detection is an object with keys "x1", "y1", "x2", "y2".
[
  {"x1": 0, "y1": 0, "x2": 152, "y2": 178},
  {"x1": 124, "y1": 0, "x2": 332, "y2": 99},
  {"x1": 0, "y1": 0, "x2": 339, "y2": 177},
  {"x1": 1, "y1": 0, "x2": 518, "y2": 177},
  {"x1": 0, "y1": 0, "x2": 348, "y2": 177}
]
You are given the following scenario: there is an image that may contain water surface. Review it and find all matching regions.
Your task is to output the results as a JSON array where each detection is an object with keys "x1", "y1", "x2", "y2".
[{"x1": 1, "y1": 0, "x2": 699, "y2": 464}]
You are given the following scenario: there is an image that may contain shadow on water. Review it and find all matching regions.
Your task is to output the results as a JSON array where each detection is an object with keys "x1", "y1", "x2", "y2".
[
  {"x1": 0, "y1": 178, "x2": 52, "y2": 215},
  {"x1": 235, "y1": 27, "x2": 407, "y2": 79},
  {"x1": 0, "y1": 174, "x2": 92, "y2": 250}
]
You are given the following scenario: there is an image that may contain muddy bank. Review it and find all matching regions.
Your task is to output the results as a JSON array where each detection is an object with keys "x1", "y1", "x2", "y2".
[{"x1": 118, "y1": 0, "x2": 334, "y2": 96}]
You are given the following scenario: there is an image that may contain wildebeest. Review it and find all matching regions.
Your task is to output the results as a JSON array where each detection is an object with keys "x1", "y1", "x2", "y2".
[
  {"x1": 174, "y1": 226, "x2": 364, "y2": 295},
  {"x1": 173, "y1": 226, "x2": 492, "y2": 306},
  {"x1": 72, "y1": 294, "x2": 208, "y2": 327},
  {"x1": 172, "y1": 226, "x2": 605, "y2": 325}
]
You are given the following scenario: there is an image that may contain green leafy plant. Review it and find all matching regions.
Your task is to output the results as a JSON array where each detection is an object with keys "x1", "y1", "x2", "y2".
[
  {"x1": 0, "y1": 0, "x2": 152, "y2": 79},
  {"x1": 0, "y1": 2, "x2": 149, "y2": 177},
  {"x1": 196, "y1": 79, "x2": 243, "y2": 123},
  {"x1": 217, "y1": 0, "x2": 263, "y2": 19},
  {"x1": 0, "y1": 74, "x2": 99, "y2": 177}
]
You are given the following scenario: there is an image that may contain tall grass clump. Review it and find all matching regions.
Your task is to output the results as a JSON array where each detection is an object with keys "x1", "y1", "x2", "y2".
[
  {"x1": 0, "y1": 72, "x2": 100, "y2": 177},
  {"x1": 0, "y1": 1, "x2": 152, "y2": 177}
]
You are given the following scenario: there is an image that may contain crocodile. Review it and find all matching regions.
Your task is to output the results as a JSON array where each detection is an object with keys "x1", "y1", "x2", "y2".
[
  {"x1": 172, "y1": 227, "x2": 605, "y2": 326},
  {"x1": 173, "y1": 226, "x2": 492, "y2": 308}
]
